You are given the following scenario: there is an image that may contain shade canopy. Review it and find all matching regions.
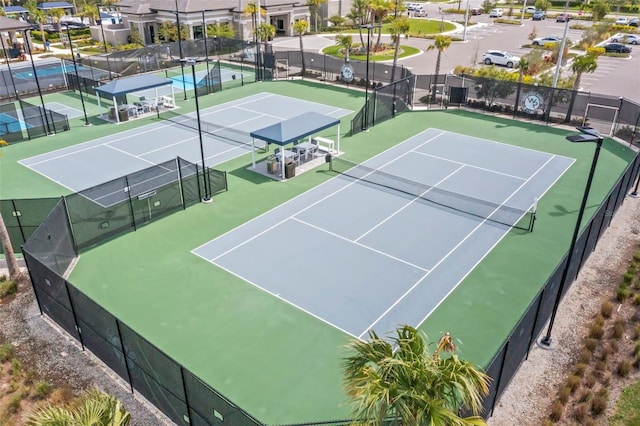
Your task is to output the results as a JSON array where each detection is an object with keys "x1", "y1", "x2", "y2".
[
  {"x1": 95, "y1": 75, "x2": 173, "y2": 97},
  {"x1": 3, "y1": 6, "x2": 29, "y2": 14},
  {"x1": 37, "y1": 2, "x2": 74, "y2": 10},
  {"x1": 250, "y1": 112, "x2": 340, "y2": 146},
  {"x1": 0, "y1": 16, "x2": 32, "y2": 31}
]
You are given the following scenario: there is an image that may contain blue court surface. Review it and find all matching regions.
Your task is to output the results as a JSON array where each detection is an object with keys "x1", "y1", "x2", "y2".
[
  {"x1": 19, "y1": 93, "x2": 351, "y2": 194},
  {"x1": 169, "y1": 68, "x2": 248, "y2": 91},
  {"x1": 0, "y1": 113, "x2": 30, "y2": 134},
  {"x1": 193, "y1": 129, "x2": 575, "y2": 339}
]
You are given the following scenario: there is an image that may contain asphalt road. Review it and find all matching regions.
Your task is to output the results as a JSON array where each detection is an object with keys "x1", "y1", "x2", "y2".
[{"x1": 272, "y1": 4, "x2": 640, "y2": 102}]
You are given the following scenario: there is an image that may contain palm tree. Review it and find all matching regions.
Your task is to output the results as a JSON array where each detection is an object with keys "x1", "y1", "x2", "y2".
[
  {"x1": 369, "y1": 0, "x2": 393, "y2": 50},
  {"x1": 293, "y1": 19, "x2": 309, "y2": 75},
  {"x1": 48, "y1": 8, "x2": 65, "y2": 33},
  {"x1": 0, "y1": 212, "x2": 20, "y2": 281},
  {"x1": 78, "y1": 4, "x2": 99, "y2": 26},
  {"x1": 30, "y1": 9, "x2": 48, "y2": 49},
  {"x1": 26, "y1": 388, "x2": 131, "y2": 425},
  {"x1": 389, "y1": 16, "x2": 410, "y2": 82},
  {"x1": 427, "y1": 35, "x2": 451, "y2": 103},
  {"x1": 306, "y1": 0, "x2": 328, "y2": 32},
  {"x1": 347, "y1": 0, "x2": 370, "y2": 49},
  {"x1": 342, "y1": 325, "x2": 490, "y2": 425},
  {"x1": 255, "y1": 22, "x2": 275, "y2": 50},
  {"x1": 336, "y1": 34, "x2": 354, "y2": 61},
  {"x1": 243, "y1": 2, "x2": 266, "y2": 45},
  {"x1": 513, "y1": 57, "x2": 530, "y2": 117},
  {"x1": 564, "y1": 53, "x2": 598, "y2": 122}
]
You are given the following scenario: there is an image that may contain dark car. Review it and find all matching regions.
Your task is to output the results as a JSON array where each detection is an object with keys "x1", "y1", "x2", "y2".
[
  {"x1": 604, "y1": 42, "x2": 632, "y2": 53},
  {"x1": 556, "y1": 13, "x2": 572, "y2": 22},
  {"x1": 471, "y1": 7, "x2": 482, "y2": 15},
  {"x1": 532, "y1": 10, "x2": 546, "y2": 20},
  {"x1": 630, "y1": 17, "x2": 638, "y2": 27}
]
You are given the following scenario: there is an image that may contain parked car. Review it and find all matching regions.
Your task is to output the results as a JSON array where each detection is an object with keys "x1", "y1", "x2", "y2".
[
  {"x1": 604, "y1": 42, "x2": 632, "y2": 53},
  {"x1": 481, "y1": 50, "x2": 520, "y2": 67},
  {"x1": 532, "y1": 36, "x2": 562, "y2": 46},
  {"x1": 413, "y1": 9, "x2": 428, "y2": 17},
  {"x1": 489, "y1": 8, "x2": 503, "y2": 17},
  {"x1": 615, "y1": 17, "x2": 630, "y2": 25},
  {"x1": 556, "y1": 13, "x2": 572, "y2": 22},
  {"x1": 629, "y1": 17, "x2": 638, "y2": 27},
  {"x1": 471, "y1": 7, "x2": 482, "y2": 15},
  {"x1": 525, "y1": 6, "x2": 537, "y2": 14},
  {"x1": 532, "y1": 10, "x2": 546, "y2": 20},
  {"x1": 611, "y1": 34, "x2": 640, "y2": 44}
]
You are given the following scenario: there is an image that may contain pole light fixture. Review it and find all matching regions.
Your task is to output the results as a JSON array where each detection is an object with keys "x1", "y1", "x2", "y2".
[
  {"x1": 65, "y1": 25, "x2": 91, "y2": 126},
  {"x1": 539, "y1": 126, "x2": 603, "y2": 349},
  {"x1": 182, "y1": 58, "x2": 211, "y2": 202}
]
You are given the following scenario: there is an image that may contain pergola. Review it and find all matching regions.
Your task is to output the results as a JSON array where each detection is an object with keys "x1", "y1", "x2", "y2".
[{"x1": 250, "y1": 112, "x2": 341, "y2": 178}]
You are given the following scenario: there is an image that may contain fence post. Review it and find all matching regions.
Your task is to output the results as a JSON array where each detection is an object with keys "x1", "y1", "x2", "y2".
[
  {"x1": 64, "y1": 281, "x2": 85, "y2": 351},
  {"x1": 62, "y1": 196, "x2": 79, "y2": 256},
  {"x1": 176, "y1": 157, "x2": 186, "y2": 209},
  {"x1": 179, "y1": 367, "x2": 193, "y2": 425},
  {"x1": 22, "y1": 251, "x2": 44, "y2": 315},
  {"x1": 115, "y1": 320, "x2": 135, "y2": 393},
  {"x1": 10, "y1": 199, "x2": 27, "y2": 244},
  {"x1": 490, "y1": 340, "x2": 510, "y2": 416},
  {"x1": 526, "y1": 291, "x2": 545, "y2": 360}
]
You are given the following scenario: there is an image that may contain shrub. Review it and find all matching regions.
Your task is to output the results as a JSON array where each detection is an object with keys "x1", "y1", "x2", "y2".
[
  {"x1": 579, "y1": 348, "x2": 592, "y2": 363},
  {"x1": 558, "y1": 385, "x2": 571, "y2": 404},
  {"x1": 635, "y1": 324, "x2": 640, "y2": 340},
  {"x1": 574, "y1": 362, "x2": 588, "y2": 377},
  {"x1": 633, "y1": 356, "x2": 640, "y2": 369},
  {"x1": 623, "y1": 271, "x2": 634, "y2": 284},
  {"x1": 594, "y1": 314, "x2": 605, "y2": 326},
  {"x1": 634, "y1": 342, "x2": 640, "y2": 357},
  {"x1": 35, "y1": 381, "x2": 52, "y2": 398},
  {"x1": 617, "y1": 286, "x2": 631, "y2": 301},
  {"x1": 601, "y1": 371, "x2": 612, "y2": 385},
  {"x1": 567, "y1": 374, "x2": 581, "y2": 393},
  {"x1": 595, "y1": 360, "x2": 607, "y2": 372},
  {"x1": 6, "y1": 393, "x2": 21, "y2": 413},
  {"x1": 550, "y1": 400, "x2": 564, "y2": 421},
  {"x1": 600, "y1": 300, "x2": 614, "y2": 318},
  {"x1": 577, "y1": 389, "x2": 592, "y2": 403},
  {"x1": 0, "y1": 343, "x2": 15, "y2": 362},
  {"x1": 589, "y1": 322, "x2": 604, "y2": 339},
  {"x1": 572, "y1": 402, "x2": 590, "y2": 423},
  {"x1": 584, "y1": 337, "x2": 599, "y2": 352},
  {"x1": 610, "y1": 339, "x2": 619, "y2": 353},
  {"x1": 592, "y1": 389, "x2": 608, "y2": 415},
  {"x1": 613, "y1": 318, "x2": 625, "y2": 339},
  {"x1": 541, "y1": 419, "x2": 554, "y2": 426},
  {"x1": 617, "y1": 359, "x2": 632, "y2": 377},
  {"x1": 584, "y1": 372, "x2": 597, "y2": 388},
  {"x1": 10, "y1": 359, "x2": 22, "y2": 377},
  {"x1": 633, "y1": 251, "x2": 640, "y2": 262},
  {"x1": 0, "y1": 279, "x2": 17, "y2": 298}
]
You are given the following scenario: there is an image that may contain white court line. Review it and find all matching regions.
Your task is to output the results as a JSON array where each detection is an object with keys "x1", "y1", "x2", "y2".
[
  {"x1": 105, "y1": 143, "x2": 156, "y2": 166},
  {"x1": 354, "y1": 164, "x2": 466, "y2": 242},
  {"x1": 201, "y1": 130, "x2": 447, "y2": 262},
  {"x1": 362, "y1": 154, "x2": 563, "y2": 337},
  {"x1": 292, "y1": 217, "x2": 430, "y2": 272},
  {"x1": 191, "y1": 250, "x2": 361, "y2": 340},
  {"x1": 411, "y1": 150, "x2": 527, "y2": 181},
  {"x1": 233, "y1": 105, "x2": 286, "y2": 120}
]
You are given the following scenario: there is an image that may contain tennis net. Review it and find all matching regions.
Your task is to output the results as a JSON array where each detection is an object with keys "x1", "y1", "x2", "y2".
[
  {"x1": 330, "y1": 156, "x2": 536, "y2": 231},
  {"x1": 160, "y1": 109, "x2": 267, "y2": 150}
]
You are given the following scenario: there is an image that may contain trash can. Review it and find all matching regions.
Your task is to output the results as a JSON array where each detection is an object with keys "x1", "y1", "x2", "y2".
[
  {"x1": 267, "y1": 156, "x2": 277, "y2": 174},
  {"x1": 285, "y1": 161, "x2": 296, "y2": 179}
]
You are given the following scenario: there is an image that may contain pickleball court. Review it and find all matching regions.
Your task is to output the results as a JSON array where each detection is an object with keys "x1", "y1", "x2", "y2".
[
  {"x1": 18, "y1": 93, "x2": 351, "y2": 194},
  {"x1": 194, "y1": 128, "x2": 575, "y2": 338}
]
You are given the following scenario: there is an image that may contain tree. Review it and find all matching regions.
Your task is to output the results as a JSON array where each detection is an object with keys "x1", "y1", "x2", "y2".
[
  {"x1": 243, "y1": 2, "x2": 266, "y2": 45},
  {"x1": 0, "y1": 212, "x2": 20, "y2": 281},
  {"x1": 513, "y1": 56, "x2": 530, "y2": 116},
  {"x1": 389, "y1": 16, "x2": 410, "y2": 82},
  {"x1": 78, "y1": 3, "x2": 98, "y2": 26},
  {"x1": 293, "y1": 19, "x2": 309, "y2": 75},
  {"x1": 157, "y1": 22, "x2": 187, "y2": 43},
  {"x1": 307, "y1": 0, "x2": 328, "y2": 32},
  {"x1": 564, "y1": 52, "x2": 599, "y2": 122},
  {"x1": 427, "y1": 35, "x2": 451, "y2": 103},
  {"x1": 473, "y1": 67, "x2": 518, "y2": 106},
  {"x1": 328, "y1": 14, "x2": 346, "y2": 28},
  {"x1": 347, "y1": 0, "x2": 370, "y2": 49},
  {"x1": 588, "y1": 1, "x2": 610, "y2": 21},
  {"x1": 369, "y1": 0, "x2": 393, "y2": 50},
  {"x1": 30, "y1": 9, "x2": 48, "y2": 49},
  {"x1": 26, "y1": 388, "x2": 131, "y2": 426},
  {"x1": 342, "y1": 325, "x2": 490, "y2": 425},
  {"x1": 207, "y1": 22, "x2": 236, "y2": 39},
  {"x1": 534, "y1": 0, "x2": 550, "y2": 11},
  {"x1": 128, "y1": 25, "x2": 143, "y2": 46},
  {"x1": 255, "y1": 22, "x2": 275, "y2": 51},
  {"x1": 48, "y1": 8, "x2": 65, "y2": 33},
  {"x1": 335, "y1": 33, "x2": 354, "y2": 61}
]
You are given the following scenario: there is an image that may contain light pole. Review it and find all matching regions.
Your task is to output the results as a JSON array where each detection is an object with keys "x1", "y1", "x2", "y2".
[
  {"x1": 65, "y1": 25, "x2": 90, "y2": 126},
  {"x1": 552, "y1": 1, "x2": 571, "y2": 89},
  {"x1": 462, "y1": 0, "x2": 470, "y2": 41},
  {"x1": 23, "y1": 30, "x2": 53, "y2": 134},
  {"x1": 183, "y1": 59, "x2": 211, "y2": 202},
  {"x1": 361, "y1": 24, "x2": 374, "y2": 131},
  {"x1": 0, "y1": 35, "x2": 19, "y2": 100},
  {"x1": 174, "y1": 0, "x2": 188, "y2": 100},
  {"x1": 539, "y1": 126, "x2": 603, "y2": 348},
  {"x1": 521, "y1": 0, "x2": 527, "y2": 25}
]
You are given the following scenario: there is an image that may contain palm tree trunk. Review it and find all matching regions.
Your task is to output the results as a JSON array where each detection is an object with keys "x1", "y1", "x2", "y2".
[
  {"x1": 432, "y1": 51, "x2": 442, "y2": 102},
  {"x1": 375, "y1": 18, "x2": 382, "y2": 49},
  {"x1": 391, "y1": 36, "x2": 400, "y2": 82},
  {"x1": 39, "y1": 23, "x2": 47, "y2": 48},
  {"x1": 513, "y1": 70, "x2": 524, "y2": 117},
  {"x1": 0, "y1": 213, "x2": 20, "y2": 281},
  {"x1": 564, "y1": 72, "x2": 582, "y2": 123},
  {"x1": 299, "y1": 35, "x2": 305, "y2": 75}
]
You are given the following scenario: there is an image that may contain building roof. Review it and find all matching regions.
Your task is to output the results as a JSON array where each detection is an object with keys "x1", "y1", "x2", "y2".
[
  {"x1": 3, "y1": 6, "x2": 29, "y2": 13},
  {"x1": 250, "y1": 112, "x2": 340, "y2": 146},
  {"x1": 115, "y1": 0, "x2": 304, "y2": 14},
  {"x1": 0, "y1": 16, "x2": 33, "y2": 32},
  {"x1": 37, "y1": 2, "x2": 74, "y2": 10}
]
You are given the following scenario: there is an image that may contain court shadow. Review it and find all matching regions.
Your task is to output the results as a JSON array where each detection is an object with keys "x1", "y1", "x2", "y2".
[{"x1": 549, "y1": 203, "x2": 601, "y2": 217}]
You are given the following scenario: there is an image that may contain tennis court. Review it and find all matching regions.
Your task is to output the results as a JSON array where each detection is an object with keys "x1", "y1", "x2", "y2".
[
  {"x1": 194, "y1": 129, "x2": 574, "y2": 338},
  {"x1": 18, "y1": 92, "x2": 351, "y2": 194},
  {"x1": 167, "y1": 66, "x2": 249, "y2": 90},
  {"x1": 0, "y1": 113, "x2": 31, "y2": 134},
  {"x1": 45, "y1": 102, "x2": 84, "y2": 119}
]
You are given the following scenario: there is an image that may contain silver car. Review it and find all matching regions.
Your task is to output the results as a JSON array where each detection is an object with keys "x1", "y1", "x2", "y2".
[{"x1": 482, "y1": 50, "x2": 521, "y2": 68}]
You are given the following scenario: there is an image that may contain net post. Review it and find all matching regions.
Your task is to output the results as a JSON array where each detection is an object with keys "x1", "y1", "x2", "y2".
[
  {"x1": 529, "y1": 198, "x2": 538, "y2": 232},
  {"x1": 326, "y1": 153, "x2": 333, "y2": 172}
]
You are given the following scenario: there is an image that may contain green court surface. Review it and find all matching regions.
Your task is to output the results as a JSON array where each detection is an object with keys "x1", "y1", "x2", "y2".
[{"x1": 1, "y1": 80, "x2": 636, "y2": 424}]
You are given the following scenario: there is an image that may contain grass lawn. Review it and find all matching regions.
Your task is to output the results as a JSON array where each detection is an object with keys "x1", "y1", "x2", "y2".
[
  {"x1": 340, "y1": 18, "x2": 456, "y2": 37},
  {"x1": 322, "y1": 44, "x2": 421, "y2": 61},
  {"x1": 610, "y1": 380, "x2": 640, "y2": 425}
]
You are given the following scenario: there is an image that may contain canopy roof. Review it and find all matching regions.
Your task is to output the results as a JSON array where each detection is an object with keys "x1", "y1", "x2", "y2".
[
  {"x1": 3, "y1": 6, "x2": 29, "y2": 13},
  {"x1": 95, "y1": 75, "x2": 172, "y2": 97},
  {"x1": 250, "y1": 112, "x2": 340, "y2": 146},
  {"x1": 0, "y1": 16, "x2": 32, "y2": 31},
  {"x1": 37, "y1": 2, "x2": 74, "y2": 10}
]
